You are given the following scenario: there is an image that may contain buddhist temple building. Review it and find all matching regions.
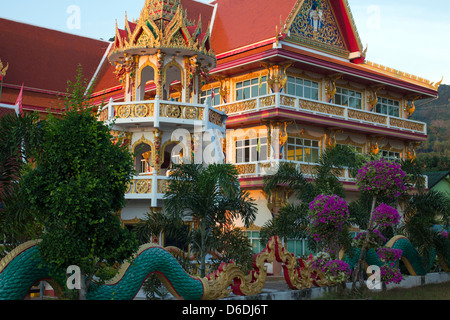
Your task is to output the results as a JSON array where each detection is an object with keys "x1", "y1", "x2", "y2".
[{"x1": 0, "y1": 0, "x2": 441, "y2": 258}]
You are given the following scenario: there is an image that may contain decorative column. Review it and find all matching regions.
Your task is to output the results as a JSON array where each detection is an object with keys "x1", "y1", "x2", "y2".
[
  {"x1": 153, "y1": 129, "x2": 163, "y2": 175},
  {"x1": 156, "y1": 50, "x2": 166, "y2": 99}
]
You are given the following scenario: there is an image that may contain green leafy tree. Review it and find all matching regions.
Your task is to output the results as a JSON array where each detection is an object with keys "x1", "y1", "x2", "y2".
[
  {"x1": 21, "y1": 66, "x2": 139, "y2": 300},
  {"x1": 163, "y1": 163, "x2": 257, "y2": 277}
]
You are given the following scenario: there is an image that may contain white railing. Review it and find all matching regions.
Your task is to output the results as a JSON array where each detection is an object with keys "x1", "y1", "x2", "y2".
[
  {"x1": 98, "y1": 95, "x2": 227, "y2": 132},
  {"x1": 233, "y1": 159, "x2": 355, "y2": 182},
  {"x1": 216, "y1": 93, "x2": 427, "y2": 135},
  {"x1": 233, "y1": 159, "x2": 429, "y2": 189},
  {"x1": 124, "y1": 175, "x2": 170, "y2": 207}
]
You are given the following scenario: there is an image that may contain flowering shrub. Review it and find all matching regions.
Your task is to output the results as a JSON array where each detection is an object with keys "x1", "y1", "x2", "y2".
[
  {"x1": 356, "y1": 158, "x2": 407, "y2": 198},
  {"x1": 352, "y1": 229, "x2": 386, "y2": 249},
  {"x1": 372, "y1": 204, "x2": 401, "y2": 227},
  {"x1": 376, "y1": 247, "x2": 403, "y2": 262},
  {"x1": 380, "y1": 265, "x2": 403, "y2": 284},
  {"x1": 439, "y1": 230, "x2": 448, "y2": 239},
  {"x1": 321, "y1": 260, "x2": 351, "y2": 283},
  {"x1": 307, "y1": 194, "x2": 349, "y2": 241},
  {"x1": 311, "y1": 251, "x2": 331, "y2": 271}
]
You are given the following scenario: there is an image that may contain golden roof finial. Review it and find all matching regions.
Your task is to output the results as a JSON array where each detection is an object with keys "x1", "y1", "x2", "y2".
[{"x1": 0, "y1": 58, "x2": 8, "y2": 79}]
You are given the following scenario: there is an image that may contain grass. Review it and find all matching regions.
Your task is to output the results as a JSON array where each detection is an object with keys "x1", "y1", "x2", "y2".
[{"x1": 316, "y1": 281, "x2": 450, "y2": 300}]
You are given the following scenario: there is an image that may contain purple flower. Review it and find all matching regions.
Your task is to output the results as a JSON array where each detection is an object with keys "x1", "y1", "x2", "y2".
[
  {"x1": 377, "y1": 247, "x2": 403, "y2": 262},
  {"x1": 380, "y1": 265, "x2": 403, "y2": 284},
  {"x1": 307, "y1": 195, "x2": 349, "y2": 241},
  {"x1": 321, "y1": 260, "x2": 351, "y2": 283},
  {"x1": 352, "y1": 229, "x2": 386, "y2": 249},
  {"x1": 372, "y1": 203, "x2": 401, "y2": 227},
  {"x1": 356, "y1": 159, "x2": 407, "y2": 198}
]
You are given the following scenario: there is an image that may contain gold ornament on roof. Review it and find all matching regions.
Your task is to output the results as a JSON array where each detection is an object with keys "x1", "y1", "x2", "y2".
[
  {"x1": 109, "y1": 0, "x2": 216, "y2": 66},
  {"x1": 0, "y1": 59, "x2": 8, "y2": 79}
]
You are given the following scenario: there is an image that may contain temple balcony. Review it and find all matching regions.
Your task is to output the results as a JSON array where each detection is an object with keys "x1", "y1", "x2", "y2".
[
  {"x1": 98, "y1": 96, "x2": 227, "y2": 133},
  {"x1": 124, "y1": 175, "x2": 170, "y2": 207},
  {"x1": 217, "y1": 92, "x2": 427, "y2": 139}
]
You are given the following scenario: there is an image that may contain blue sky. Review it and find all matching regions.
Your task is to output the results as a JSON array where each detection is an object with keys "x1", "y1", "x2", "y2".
[{"x1": 1, "y1": 0, "x2": 449, "y2": 84}]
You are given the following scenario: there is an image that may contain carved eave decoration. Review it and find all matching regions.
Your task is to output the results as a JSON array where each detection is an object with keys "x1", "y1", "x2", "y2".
[{"x1": 109, "y1": 1, "x2": 216, "y2": 67}]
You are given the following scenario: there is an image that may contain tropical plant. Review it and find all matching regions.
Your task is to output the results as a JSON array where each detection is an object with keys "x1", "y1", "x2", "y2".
[
  {"x1": 264, "y1": 144, "x2": 359, "y2": 204},
  {"x1": 351, "y1": 158, "x2": 407, "y2": 290},
  {"x1": 307, "y1": 194, "x2": 352, "y2": 259},
  {"x1": 0, "y1": 110, "x2": 42, "y2": 257},
  {"x1": 401, "y1": 190, "x2": 450, "y2": 271},
  {"x1": 20, "y1": 66, "x2": 139, "y2": 299},
  {"x1": 262, "y1": 144, "x2": 359, "y2": 254},
  {"x1": 163, "y1": 162, "x2": 257, "y2": 277}
]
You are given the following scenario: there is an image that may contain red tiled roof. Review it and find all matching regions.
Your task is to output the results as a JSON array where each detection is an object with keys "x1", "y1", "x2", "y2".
[
  {"x1": 210, "y1": 0, "x2": 297, "y2": 55},
  {"x1": 0, "y1": 18, "x2": 109, "y2": 94}
]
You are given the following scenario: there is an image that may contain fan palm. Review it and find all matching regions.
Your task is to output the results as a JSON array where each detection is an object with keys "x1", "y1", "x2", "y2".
[
  {"x1": 0, "y1": 111, "x2": 42, "y2": 256},
  {"x1": 163, "y1": 162, "x2": 257, "y2": 277},
  {"x1": 262, "y1": 145, "x2": 359, "y2": 247},
  {"x1": 401, "y1": 190, "x2": 450, "y2": 270}
]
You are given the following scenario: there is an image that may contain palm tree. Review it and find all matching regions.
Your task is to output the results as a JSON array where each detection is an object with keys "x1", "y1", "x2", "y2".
[
  {"x1": 262, "y1": 145, "x2": 360, "y2": 256},
  {"x1": 401, "y1": 190, "x2": 450, "y2": 270},
  {"x1": 0, "y1": 111, "x2": 42, "y2": 256},
  {"x1": 163, "y1": 162, "x2": 257, "y2": 277}
]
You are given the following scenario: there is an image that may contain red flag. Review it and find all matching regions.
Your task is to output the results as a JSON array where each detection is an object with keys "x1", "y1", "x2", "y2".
[{"x1": 15, "y1": 83, "x2": 24, "y2": 116}]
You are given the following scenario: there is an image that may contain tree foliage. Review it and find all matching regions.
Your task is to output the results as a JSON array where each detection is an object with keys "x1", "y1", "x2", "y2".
[{"x1": 20, "y1": 66, "x2": 139, "y2": 299}]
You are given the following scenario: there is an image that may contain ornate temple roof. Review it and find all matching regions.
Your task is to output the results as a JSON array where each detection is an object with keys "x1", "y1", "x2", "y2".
[{"x1": 109, "y1": 0, "x2": 216, "y2": 67}]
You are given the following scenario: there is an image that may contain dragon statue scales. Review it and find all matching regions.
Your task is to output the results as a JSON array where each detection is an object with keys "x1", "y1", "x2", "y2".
[{"x1": 0, "y1": 236, "x2": 448, "y2": 300}]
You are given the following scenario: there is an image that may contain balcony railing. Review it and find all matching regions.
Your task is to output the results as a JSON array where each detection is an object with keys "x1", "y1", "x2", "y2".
[
  {"x1": 124, "y1": 175, "x2": 170, "y2": 207},
  {"x1": 98, "y1": 96, "x2": 227, "y2": 131},
  {"x1": 234, "y1": 159, "x2": 355, "y2": 182},
  {"x1": 216, "y1": 93, "x2": 427, "y2": 135},
  {"x1": 233, "y1": 159, "x2": 428, "y2": 189}
]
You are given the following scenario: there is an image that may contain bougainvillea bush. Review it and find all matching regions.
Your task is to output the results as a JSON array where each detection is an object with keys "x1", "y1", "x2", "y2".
[
  {"x1": 352, "y1": 229, "x2": 386, "y2": 249},
  {"x1": 351, "y1": 158, "x2": 407, "y2": 289},
  {"x1": 321, "y1": 260, "x2": 352, "y2": 284},
  {"x1": 308, "y1": 194, "x2": 349, "y2": 238},
  {"x1": 356, "y1": 158, "x2": 407, "y2": 198},
  {"x1": 376, "y1": 247, "x2": 403, "y2": 263},
  {"x1": 380, "y1": 265, "x2": 403, "y2": 285},
  {"x1": 307, "y1": 194, "x2": 350, "y2": 258},
  {"x1": 372, "y1": 203, "x2": 401, "y2": 227}
]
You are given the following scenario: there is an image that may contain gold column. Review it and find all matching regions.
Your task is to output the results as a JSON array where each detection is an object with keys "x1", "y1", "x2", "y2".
[{"x1": 156, "y1": 50, "x2": 166, "y2": 98}]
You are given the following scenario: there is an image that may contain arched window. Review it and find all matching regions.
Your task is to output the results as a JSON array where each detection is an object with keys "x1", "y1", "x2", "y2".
[
  {"x1": 162, "y1": 141, "x2": 185, "y2": 175},
  {"x1": 135, "y1": 143, "x2": 153, "y2": 174}
]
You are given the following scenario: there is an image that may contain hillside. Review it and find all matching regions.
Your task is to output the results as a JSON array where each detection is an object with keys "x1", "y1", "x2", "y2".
[{"x1": 410, "y1": 84, "x2": 450, "y2": 172}]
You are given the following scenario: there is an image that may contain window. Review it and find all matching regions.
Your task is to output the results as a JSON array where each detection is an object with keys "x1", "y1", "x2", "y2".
[
  {"x1": 334, "y1": 87, "x2": 362, "y2": 109},
  {"x1": 245, "y1": 231, "x2": 262, "y2": 254},
  {"x1": 286, "y1": 76, "x2": 319, "y2": 100},
  {"x1": 375, "y1": 97, "x2": 400, "y2": 117},
  {"x1": 286, "y1": 137, "x2": 320, "y2": 163},
  {"x1": 382, "y1": 150, "x2": 401, "y2": 163},
  {"x1": 135, "y1": 143, "x2": 153, "y2": 174},
  {"x1": 235, "y1": 137, "x2": 268, "y2": 164},
  {"x1": 236, "y1": 77, "x2": 267, "y2": 101},
  {"x1": 337, "y1": 144, "x2": 363, "y2": 154},
  {"x1": 200, "y1": 87, "x2": 221, "y2": 106},
  {"x1": 286, "y1": 239, "x2": 315, "y2": 257}
]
